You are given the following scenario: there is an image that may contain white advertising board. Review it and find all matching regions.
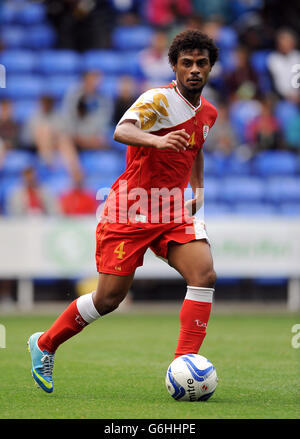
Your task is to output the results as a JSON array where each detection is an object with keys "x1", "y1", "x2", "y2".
[{"x1": 0, "y1": 216, "x2": 299, "y2": 278}]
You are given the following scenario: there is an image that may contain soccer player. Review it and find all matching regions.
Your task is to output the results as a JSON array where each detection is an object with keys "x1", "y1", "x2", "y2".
[{"x1": 28, "y1": 30, "x2": 219, "y2": 393}]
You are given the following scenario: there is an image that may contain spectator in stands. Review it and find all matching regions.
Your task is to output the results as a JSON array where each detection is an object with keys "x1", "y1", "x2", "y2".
[
  {"x1": 60, "y1": 170, "x2": 98, "y2": 216},
  {"x1": 261, "y1": 0, "x2": 300, "y2": 39},
  {"x1": 61, "y1": 71, "x2": 113, "y2": 150},
  {"x1": 225, "y1": 46, "x2": 260, "y2": 99},
  {"x1": 245, "y1": 95, "x2": 283, "y2": 153},
  {"x1": 201, "y1": 19, "x2": 222, "y2": 41},
  {"x1": 7, "y1": 166, "x2": 60, "y2": 216},
  {"x1": 228, "y1": 79, "x2": 263, "y2": 145},
  {"x1": 267, "y1": 28, "x2": 300, "y2": 102},
  {"x1": 193, "y1": 0, "x2": 230, "y2": 22},
  {"x1": 204, "y1": 102, "x2": 237, "y2": 155},
  {"x1": 138, "y1": 30, "x2": 173, "y2": 88},
  {"x1": 112, "y1": 76, "x2": 138, "y2": 125},
  {"x1": 167, "y1": 14, "x2": 203, "y2": 53},
  {"x1": 23, "y1": 95, "x2": 82, "y2": 178},
  {"x1": 0, "y1": 99, "x2": 20, "y2": 164},
  {"x1": 199, "y1": 20, "x2": 227, "y2": 89},
  {"x1": 145, "y1": 0, "x2": 192, "y2": 27},
  {"x1": 109, "y1": 0, "x2": 143, "y2": 26},
  {"x1": 46, "y1": 0, "x2": 114, "y2": 50},
  {"x1": 285, "y1": 109, "x2": 300, "y2": 151}
]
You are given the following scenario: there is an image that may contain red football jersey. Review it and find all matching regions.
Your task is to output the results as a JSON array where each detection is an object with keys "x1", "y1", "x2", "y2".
[{"x1": 102, "y1": 80, "x2": 217, "y2": 226}]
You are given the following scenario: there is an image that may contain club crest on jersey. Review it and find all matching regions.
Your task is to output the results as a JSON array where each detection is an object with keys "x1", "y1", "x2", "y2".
[{"x1": 203, "y1": 125, "x2": 210, "y2": 140}]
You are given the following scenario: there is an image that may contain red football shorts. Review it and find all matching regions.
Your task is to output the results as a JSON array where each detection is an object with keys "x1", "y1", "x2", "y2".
[{"x1": 95, "y1": 218, "x2": 209, "y2": 276}]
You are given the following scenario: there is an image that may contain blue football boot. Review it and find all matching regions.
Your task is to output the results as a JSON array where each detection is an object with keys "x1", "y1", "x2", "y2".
[{"x1": 27, "y1": 332, "x2": 54, "y2": 393}]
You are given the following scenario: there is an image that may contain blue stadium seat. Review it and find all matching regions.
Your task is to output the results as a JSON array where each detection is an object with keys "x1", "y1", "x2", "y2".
[
  {"x1": 203, "y1": 178, "x2": 220, "y2": 202},
  {"x1": 216, "y1": 28, "x2": 237, "y2": 74},
  {"x1": 0, "y1": 176, "x2": 22, "y2": 214},
  {"x1": 1, "y1": 150, "x2": 36, "y2": 176},
  {"x1": 13, "y1": 99, "x2": 38, "y2": 123},
  {"x1": 80, "y1": 151, "x2": 123, "y2": 177},
  {"x1": 17, "y1": 2, "x2": 46, "y2": 25},
  {"x1": 204, "y1": 202, "x2": 232, "y2": 216},
  {"x1": 0, "y1": 0, "x2": 46, "y2": 26},
  {"x1": 110, "y1": 135, "x2": 127, "y2": 152},
  {"x1": 112, "y1": 26, "x2": 154, "y2": 51},
  {"x1": 0, "y1": 1, "x2": 46, "y2": 25},
  {"x1": 204, "y1": 152, "x2": 226, "y2": 177},
  {"x1": 0, "y1": 3, "x2": 18, "y2": 24},
  {"x1": 217, "y1": 27, "x2": 238, "y2": 50},
  {"x1": 44, "y1": 174, "x2": 73, "y2": 196},
  {"x1": 203, "y1": 153, "x2": 216, "y2": 176},
  {"x1": 120, "y1": 51, "x2": 144, "y2": 77},
  {"x1": 229, "y1": 100, "x2": 262, "y2": 142},
  {"x1": 250, "y1": 50, "x2": 271, "y2": 74},
  {"x1": 297, "y1": 156, "x2": 300, "y2": 175},
  {"x1": 218, "y1": 48, "x2": 236, "y2": 74},
  {"x1": 253, "y1": 151, "x2": 297, "y2": 177},
  {"x1": 38, "y1": 151, "x2": 73, "y2": 176},
  {"x1": 220, "y1": 177, "x2": 265, "y2": 203},
  {"x1": 26, "y1": 24, "x2": 56, "y2": 49},
  {"x1": 222, "y1": 154, "x2": 252, "y2": 176},
  {"x1": 46, "y1": 74, "x2": 79, "y2": 99},
  {"x1": 274, "y1": 100, "x2": 299, "y2": 129},
  {"x1": 98, "y1": 75, "x2": 120, "y2": 98},
  {"x1": 85, "y1": 175, "x2": 118, "y2": 194},
  {"x1": 35, "y1": 160, "x2": 53, "y2": 181},
  {"x1": 233, "y1": 202, "x2": 277, "y2": 216},
  {"x1": 38, "y1": 50, "x2": 81, "y2": 75},
  {"x1": 5, "y1": 75, "x2": 45, "y2": 99},
  {"x1": 0, "y1": 50, "x2": 37, "y2": 73},
  {"x1": 0, "y1": 26, "x2": 26, "y2": 48},
  {"x1": 35, "y1": 155, "x2": 71, "y2": 181},
  {"x1": 83, "y1": 50, "x2": 123, "y2": 75},
  {"x1": 279, "y1": 203, "x2": 300, "y2": 216},
  {"x1": 83, "y1": 50, "x2": 142, "y2": 78},
  {"x1": 265, "y1": 177, "x2": 300, "y2": 203}
]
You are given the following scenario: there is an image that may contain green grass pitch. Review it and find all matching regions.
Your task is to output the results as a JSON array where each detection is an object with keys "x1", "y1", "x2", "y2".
[{"x1": 0, "y1": 311, "x2": 299, "y2": 419}]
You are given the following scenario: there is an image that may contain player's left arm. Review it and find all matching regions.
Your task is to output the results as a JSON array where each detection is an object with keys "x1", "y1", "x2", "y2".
[{"x1": 185, "y1": 148, "x2": 204, "y2": 216}]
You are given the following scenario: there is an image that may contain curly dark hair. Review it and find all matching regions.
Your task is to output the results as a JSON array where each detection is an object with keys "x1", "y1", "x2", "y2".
[{"x1": 168, "y1": 29, "x2": 219, "y2": 67}]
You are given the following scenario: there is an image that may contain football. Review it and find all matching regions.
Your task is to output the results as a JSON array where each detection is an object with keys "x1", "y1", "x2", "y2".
[{"x1": 165, "y1": 354, "x2": 218, "y2": 401}]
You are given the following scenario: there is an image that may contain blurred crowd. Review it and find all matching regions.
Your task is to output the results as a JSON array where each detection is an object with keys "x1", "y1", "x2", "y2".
[{"x1": 0, "y1": 0, "x2": 300, "y2": 217}]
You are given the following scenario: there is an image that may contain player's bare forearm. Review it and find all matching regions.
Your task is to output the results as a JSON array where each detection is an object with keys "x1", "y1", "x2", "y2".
[
  {"x1": 114, "y1": 120, "x2": 190, "y2": 152},
  {"x1": 185, "y1": 149, "x2": 204, "y2": 215},
  {"x1": 190, "y1": 148, "x2": 204, "y2": 192},
  {"x1": 114, "y1": 120, "x2": 158, "y2": 147}
]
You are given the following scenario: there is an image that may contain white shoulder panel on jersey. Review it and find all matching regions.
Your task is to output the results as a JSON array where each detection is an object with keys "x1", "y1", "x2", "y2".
[{"x1": 117, "y1": 85, "x2": 195, "y2": 132}]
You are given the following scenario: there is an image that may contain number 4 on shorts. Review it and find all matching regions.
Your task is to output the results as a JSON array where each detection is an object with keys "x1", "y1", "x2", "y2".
[{"x1": 114, "y1": 241, "x2": 126, "y2": 259}]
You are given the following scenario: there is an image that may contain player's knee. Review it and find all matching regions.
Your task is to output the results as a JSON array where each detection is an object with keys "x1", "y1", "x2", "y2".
[
  {"x1": 205, "y1": 268, "x2": 217, "y2": 288},
  {"x1": 100, "y1": 298, "x2": 119, "y2": 315},
  {"x1": 187, "y1": 267, "x2": 217, "y2": 288},
  {"x1": 94, "y1": 290, "x2": 125, "y2": 316}
]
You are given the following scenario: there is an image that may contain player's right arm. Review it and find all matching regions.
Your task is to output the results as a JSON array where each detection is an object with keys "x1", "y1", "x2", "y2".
[
  {"x1": 114, "y1": 120, "x2": 190, "y2": 152},
  {"x1": 113, "y1": 88, "x2": 190, "y2": 152}
]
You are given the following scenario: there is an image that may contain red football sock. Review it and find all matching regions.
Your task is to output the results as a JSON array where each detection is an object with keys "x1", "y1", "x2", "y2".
[
  {"x1": 38, "y1": 292, "x2": 100, "y2": 353},
  {"x1": 174, "y1": 286, "x2": 214, "y2": 359}
]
